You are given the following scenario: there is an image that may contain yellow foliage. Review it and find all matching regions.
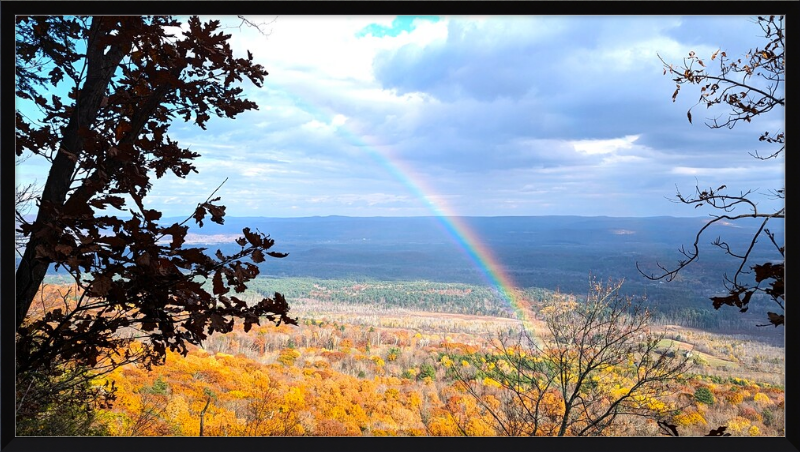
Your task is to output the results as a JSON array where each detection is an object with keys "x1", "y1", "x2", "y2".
[
  {"x1": 313, "y1": 360, "x2": 330, "y2": 369},
  {"x1": 737, "y1": 389, "x2": 752, "y2": 400},
  {"x1": 277, "y1": 348, "x2": 300, "y2": 366},
  {"x1": 727, "y1": 392, "x2": 744, "y2": 404},
  {"x1": 465, "y1": 417, "x2": 495, "y2": 436},
  {"x1": 281, "y1": 386, "x2": 306, "y2": 412},
  {"x1": 227, "y1": 390, "x2": 249, "y2": 399},
  {"x1": 166, "y1": 395, "x2": 193, "y2": 435},
  {"x1": 425, "y1": 414, "x2": 460, "y2": 436},
  {"x1": 726, "y1": 416, "x2": 750, "y2": 433},
  {"x1": 496, "y1": 360, "x2": 512, "y2": 373},
  {"x1": 753, "y1": 392, "x2": 771, "y2": 406},
  {"x1": 673, "y1": 410, "x2": 707, "y2": 427},
  {"x1": 94, "y1": 410, "x2": 130, "y2": 436},
  {"x1": 610, "y1": 384, "x2": 630, "y2": 399},
  {"x1": 408, "y1": 392, "x2": 422, "y2": 409},
  {"x1": 90, "y1": 312, "x2": 786, "y2": 438}
]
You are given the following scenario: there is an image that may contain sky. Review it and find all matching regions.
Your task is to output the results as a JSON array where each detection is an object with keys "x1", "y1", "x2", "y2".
[{"x1": 15, "y1": 15, "x2": 786, "y2": 219}]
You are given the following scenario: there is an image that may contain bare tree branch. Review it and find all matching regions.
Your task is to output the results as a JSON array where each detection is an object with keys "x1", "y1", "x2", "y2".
[
  {"x1": 643, "y1": 15, "x2": 785, "y2": 327},
  {"x1": 447, "y1": 279, "x2": 691, "y2": 436},
  {"x1": 233, "y1": 15, "x2": 278, "y2": 37}
]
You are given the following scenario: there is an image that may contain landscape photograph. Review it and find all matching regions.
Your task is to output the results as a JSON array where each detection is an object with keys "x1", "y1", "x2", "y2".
[{"x1": 4, "y1": 8, "x2": 789, "y2": 451}]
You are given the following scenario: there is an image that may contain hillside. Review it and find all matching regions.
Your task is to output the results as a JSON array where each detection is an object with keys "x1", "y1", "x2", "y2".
[
  {"x1": 95, "y1": 283, "x2": 785, "y2": 437},
  {"x1": 141, "y1": 215, "x2": 783, "y2": 334}
]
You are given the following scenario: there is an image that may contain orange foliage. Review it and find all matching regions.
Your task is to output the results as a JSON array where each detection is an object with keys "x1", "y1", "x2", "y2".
[{"x1": 93, "y1": 313, "x2": 783, "y2": 438}]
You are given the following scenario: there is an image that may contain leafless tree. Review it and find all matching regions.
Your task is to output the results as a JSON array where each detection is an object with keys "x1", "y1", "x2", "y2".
[
  {"x1": 232, "y1": 15, "x2": 278, "y2": 37},
  {"x1": 640, "y1": 15, "x2": 784, "y2": 327},
  {"x1": 15, "y1": 155, "x2": 40, "y2": 257},
  {"x1": 448, "y1": 279, "x2": 691, "y2": 436}
]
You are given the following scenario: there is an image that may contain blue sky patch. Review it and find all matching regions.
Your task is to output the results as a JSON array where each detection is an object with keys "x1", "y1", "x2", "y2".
[{"x1": 356, "y1": 16, "x2": 440, "y2": 38}]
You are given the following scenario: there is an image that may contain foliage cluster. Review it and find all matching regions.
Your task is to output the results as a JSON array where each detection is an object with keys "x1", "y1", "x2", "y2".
[
  {"x1": 14, "y1": 15, "x2": 295, "y2": 433},
  {"x1": 29, "y1": 279, "x2": 778, "y2": 437}
]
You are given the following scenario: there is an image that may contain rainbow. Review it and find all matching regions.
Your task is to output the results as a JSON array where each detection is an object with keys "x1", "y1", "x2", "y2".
[{"x1": 273, "y1": 86, "x2": 536, "y2": 328}]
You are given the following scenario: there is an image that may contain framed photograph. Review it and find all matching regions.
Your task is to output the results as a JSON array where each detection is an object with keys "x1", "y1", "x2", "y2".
[{"x1": 4, "y1": 3, "x2": 792, "y2": 452}]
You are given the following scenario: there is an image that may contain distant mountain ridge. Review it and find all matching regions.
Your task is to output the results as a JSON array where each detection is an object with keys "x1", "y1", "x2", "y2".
[
  {"x1": 163, "y1": 216, "x2": 783, "y2": 317},
  {"x1": 158, "y1": 214, "x2": 783, "y2": 248},
  {"x1": 29, "y1": 215, "x2": 783, "y2": 332}
]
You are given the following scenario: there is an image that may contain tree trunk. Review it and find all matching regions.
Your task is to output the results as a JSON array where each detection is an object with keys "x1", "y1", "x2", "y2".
[
  {"x1": 15, "y1": 18, "x2": 131, "y2": 331},
  {"x1": 199, "y1": 396, "x2": 211, "y2": 436}
]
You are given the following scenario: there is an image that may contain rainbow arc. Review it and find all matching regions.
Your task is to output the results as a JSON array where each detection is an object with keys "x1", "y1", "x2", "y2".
[{"x1": 274, "y1": 85, "x2": 538, "y2": 327}]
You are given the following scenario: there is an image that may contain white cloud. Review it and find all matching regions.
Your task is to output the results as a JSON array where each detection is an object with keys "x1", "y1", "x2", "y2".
[
  {"x1": 17, "y1": 16, "x2": 781, "y2": 219},
  {"x1": 331, "y1": 114, "x2": 347, "y2": 127},
  {"x1": 226, "y1": 16, "x2": 449, "y2": 85},
  {"x1": 571, "y1": 135, "x2": 640, "y2": 155},
  {"x1": 671, "y1": 166, "x2": 750, "y2": 176},
  {"x1": 309, "y1": 193, "x2": 412, "y2": 207}
]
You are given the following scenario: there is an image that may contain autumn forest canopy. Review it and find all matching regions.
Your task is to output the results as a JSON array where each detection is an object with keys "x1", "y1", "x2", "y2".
[{"x1": 8, "y1": 12, "x2": 785, "y2": 446}]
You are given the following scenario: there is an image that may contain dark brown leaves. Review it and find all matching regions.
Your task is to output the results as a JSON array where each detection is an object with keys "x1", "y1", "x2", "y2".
[
  {"x1": 213, "y1": 270, "x2": 228, "y2": 295},
  {"x1": 87, "y1": 274, "x2": 113, "y2": 297},
  {"x1": 705, "y1": 426, "x2": 731, "y2": 437},
  {"x1": 766, "y1": 312, "x2": 784, "y2": 327},
  {"x1": 660, "y1": 421, "x2": 732, "y2": 437},
  {"x1": 15, "y1": 15, "x2": 293, "y2": 382},
  {"x1": 753, "y1": 262, "x2": 782, "y2": 283},
  {"x1": 251, "y1": 249, "x2": 265, "y2": 263},
  {"x1": 243, "y1": 227, "x2": 262, "y2": 247},
  {"x1": 194, "y1": 199, "x2": 226, "y2": 227},
  {"x1": 163, "y1": 223, "x2": 188, "y2": 250},
  {"x1": 710, "y1": 288, "x2": 752, "y2": 312}
]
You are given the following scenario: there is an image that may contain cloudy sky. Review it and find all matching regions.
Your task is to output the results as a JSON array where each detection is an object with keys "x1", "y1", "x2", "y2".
[{"x1": 17, "y1": 15, "x2": 785, "y2": 218}]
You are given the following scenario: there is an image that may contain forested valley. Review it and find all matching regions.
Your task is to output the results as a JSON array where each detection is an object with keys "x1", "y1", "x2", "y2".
[
  {"x1": 21, "y1": 215, "x2": 785, "y2": 438},
  {"x1": 27, "y1": 276, "x2": 785, "y2": 437}
]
